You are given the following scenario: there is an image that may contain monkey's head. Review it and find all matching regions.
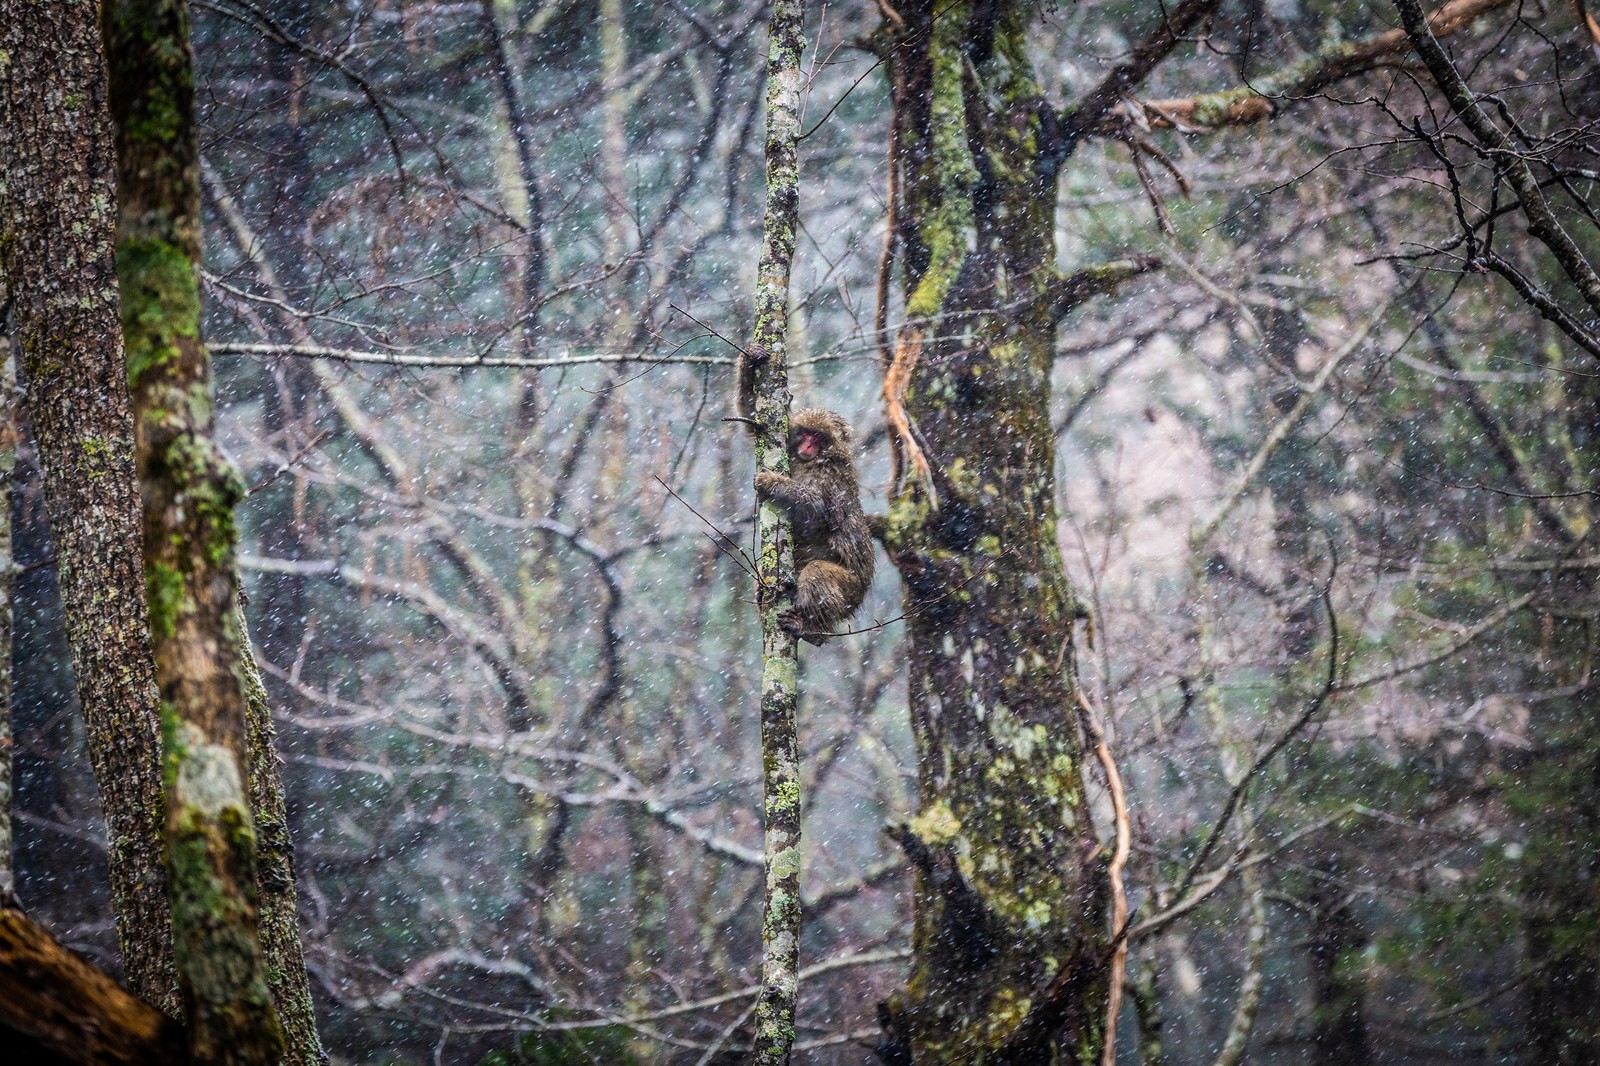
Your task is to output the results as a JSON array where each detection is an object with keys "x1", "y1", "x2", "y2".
[{"x1": 789, "y1": 408, "x2": 853, "y2": 466}]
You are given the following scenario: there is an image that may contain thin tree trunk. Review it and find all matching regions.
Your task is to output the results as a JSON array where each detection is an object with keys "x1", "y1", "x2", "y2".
[
  {"x1": 0, "y1": 337, "x2": 15, "y2": 897},
  {"x1": 196, "y1": 18, "x2": 329, "y2": 1055},
  {"x1": 239, "y1": 613, "x2": 327, "y2": 1064},
  {"x1": 0, "y1": 0, "x2": 175, "y2": 1012},
  {"x1": 482, "y1": 0, "x2": 548, "y2": 431},
  {"x1": 101, "y1": 0, "x2": 284, "y2": 1060},
  {"x1": 1307, "y1": 879, "x2": 1371, "y2": 1066},
  {"x1": 248, "y1": 0, "x2": 317, "y2": 678},
  {"x1": 747, "y1": 2, "x2": 806, "y2": 1062}
]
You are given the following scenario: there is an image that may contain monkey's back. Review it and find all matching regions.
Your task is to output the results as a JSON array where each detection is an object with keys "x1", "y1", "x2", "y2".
[
  {"x1": 793, "y1": 471, "x2": 873, "y2": 614},
  {"x1": 780, "y1": 406, "x2": 875, "y2": 635}
]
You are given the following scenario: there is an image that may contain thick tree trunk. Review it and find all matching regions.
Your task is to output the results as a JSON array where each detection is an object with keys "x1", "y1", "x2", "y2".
[
  {"x1": 101, "y1": 0, "x2": 284, "y2": 1060},
  {"x1": 0, "y1": 0, "x2": 175, "y2": 1012},
  {"x1": 875, "y1": 3, "x2": 1117, "y2": 1061}
]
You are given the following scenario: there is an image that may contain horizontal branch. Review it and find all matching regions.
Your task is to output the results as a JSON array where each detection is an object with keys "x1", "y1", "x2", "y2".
[
  {"x1": 1131, "y1": 0, "x2": 1514, "y2": 132},
  {"x1": 1053, "y1": 256, "x2": 1163, "y2": 320},
  {"x1": 1060, "y1": 0, "x2": 1225, "y2": 145},
  {"x1": 214, "y1": 342, "x2": 850, "y2": 372},
  {"x1": 539, "y1": 948, "x2": 909, "y2": 1031},
  {"x1": 1338, "y1": 590, "x2": 1537, "y2": 690},
  {"x1": 213, "y1": 342, "x2": 734, "y2": 369}
]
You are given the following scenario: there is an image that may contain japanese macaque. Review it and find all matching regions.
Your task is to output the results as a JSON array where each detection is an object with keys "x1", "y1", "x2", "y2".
[
  {"x1": 754, "y1": 407, "x2": 874, "y2": 644},
  {"x1": 737, "y1": 347, "x2": 873, "y2": 643}
]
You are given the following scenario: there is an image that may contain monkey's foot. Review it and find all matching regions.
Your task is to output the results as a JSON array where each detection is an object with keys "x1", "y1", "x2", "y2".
[{"x1": 779, "y1": 609, "x2": 830, "y2": 646}]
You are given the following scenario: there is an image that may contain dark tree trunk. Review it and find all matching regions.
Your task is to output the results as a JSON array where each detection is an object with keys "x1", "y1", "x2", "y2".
[
  {"x1": 1522, "y1": 706, "x2": 1600, "y2": 1066},
  {"x1": 1306, "y1": 879, "x2": 1371, "y2": 1066},
  {"x1": 874, "y1": 3, "x2": 1147, "y2": 1060},
  {"x1": 0, "y1": 0, "x2": 175, "y2": 1013},
  {"x1": 0, "y1": 337, "x2": 14, "y2": 897},
  {"x1": 0, "y1": 907, "x2": 187, "y2": 1065}
]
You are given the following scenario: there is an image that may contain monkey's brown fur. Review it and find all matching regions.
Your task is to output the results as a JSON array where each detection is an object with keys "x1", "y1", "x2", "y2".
[{"x1": 754, "y1": 408, "x2": 874, "y2": 645}]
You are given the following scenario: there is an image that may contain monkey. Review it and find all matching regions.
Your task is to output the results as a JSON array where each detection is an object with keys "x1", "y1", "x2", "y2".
[
  {"x1": 737, "y1": 347, "x2": 873, "y2": 645},
  {"x1": 755, "y1": 408, "x2": 874, "y2": 644}
]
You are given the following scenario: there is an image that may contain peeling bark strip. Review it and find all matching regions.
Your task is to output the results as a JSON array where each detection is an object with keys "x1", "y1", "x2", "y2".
[
  {"x1": 748, "y1": 1, "x2": 806, "y2": 1064},
  {"x1": 874, "y1": 1, "x2": 1160, "y2": 1061},
  {"x1": 101, "y1": 0, "x2": 285, "y2": 1061},
  {"x1": 0, "y1": 0, "x2": 176, "y2": 1011}
]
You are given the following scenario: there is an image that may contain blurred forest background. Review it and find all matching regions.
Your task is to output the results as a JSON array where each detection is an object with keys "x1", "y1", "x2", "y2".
[{"x1": 5, "y1": 0, "x2": 1600, "y2": 1062}]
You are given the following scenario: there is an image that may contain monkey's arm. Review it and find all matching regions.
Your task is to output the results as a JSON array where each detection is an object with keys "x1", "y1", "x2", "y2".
[{"x1": 755, "y1": 470, "x2": 843, "y2": 527}]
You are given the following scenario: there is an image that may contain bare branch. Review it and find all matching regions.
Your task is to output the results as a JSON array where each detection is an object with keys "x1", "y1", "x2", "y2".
[{"x1": 1134, "y1": 0, "x2": 1516, "y2": 132}]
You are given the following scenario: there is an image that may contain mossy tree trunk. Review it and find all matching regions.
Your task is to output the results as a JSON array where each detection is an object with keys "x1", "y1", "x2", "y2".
[
  {"x1": 747, "y1": 2, "x2": 806, "y2": 1063},
  {"x1": 874, "y1": 3, "x2": 1161, "y2": 1061},
  {"x1": 101, "y1": 0, "x2": 284, "y2": 1060},
  {"x1": 0, "y1": 336, "x2": 13, "y2": 898},
  {"x1": 0, "y1": 0, "x2": 175, "y2": 1012}
]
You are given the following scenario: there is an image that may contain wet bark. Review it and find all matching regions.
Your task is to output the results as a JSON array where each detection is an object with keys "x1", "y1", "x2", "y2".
[
  {"x1": 101, "y1": 0, "x2": 284, "y2": 1060},
  {"x1": 238, "y1": 615, "x2": 327, "y2": 1064},
  {"x1": 874, "y1": 3, "x2": 1113, "y2": 1062},
  {"x1": 747, "y1": 3, "x2": 806, "y2": 1063},
  {"x1": 0, "y1": 0, "x2": 175, "y2": 1012},
  {"x1": 0, "y1": 340, "x2": 14, "y2": 896},
  {"x1": 0, "y1": 907, "x2": 186, "y2": 1065}
]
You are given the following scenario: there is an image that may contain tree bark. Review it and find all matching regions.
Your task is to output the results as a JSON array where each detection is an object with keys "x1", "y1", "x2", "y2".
[
  {"x1": 0, "y1": 907, "x2": 186, "y2": 1065},
  {"x1": 747, "y1": 3, "x2": 806, "y2": 1063},
  {"x1": 0, "y1": 337, "x2": 15, "y2": 897},
  {"x1": 0, "y1": 0, "x2": 175, "y2": 1012},
  {"x1": 875, "y1": 3, "x2": 1152, "y2": 1060},
  {"x1": 1306, "y1": 880, "x2": 1371, "y2": 1066},
  {"x1": 101, "y1": 0, "x2": 284, "y2": 1060},
  {"x1": 238, "y1": 615, "x2": 326, "y2": 1064}
]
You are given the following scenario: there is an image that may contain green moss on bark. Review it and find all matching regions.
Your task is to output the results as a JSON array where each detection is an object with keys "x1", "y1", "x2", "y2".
[
  {"x1": 117, "y1": 238, "x2": 200, "y2": 388},
  {"x1": 881, "y1": 1, "x2": 1116, "y2": 1060}
]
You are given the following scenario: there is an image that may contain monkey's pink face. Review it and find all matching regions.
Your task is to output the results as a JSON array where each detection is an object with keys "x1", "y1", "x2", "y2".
[{"x1": 796, "y1": 428, "x2": 826, "y2": 460}]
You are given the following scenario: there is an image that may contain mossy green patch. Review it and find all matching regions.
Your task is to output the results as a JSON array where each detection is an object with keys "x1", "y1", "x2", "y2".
[
  {"x1": 146, "y1": 559, "x2": 184, "y2": 639},
  {"x1": 116, "y1": 237, "x2": 200, "y2": 389}
]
